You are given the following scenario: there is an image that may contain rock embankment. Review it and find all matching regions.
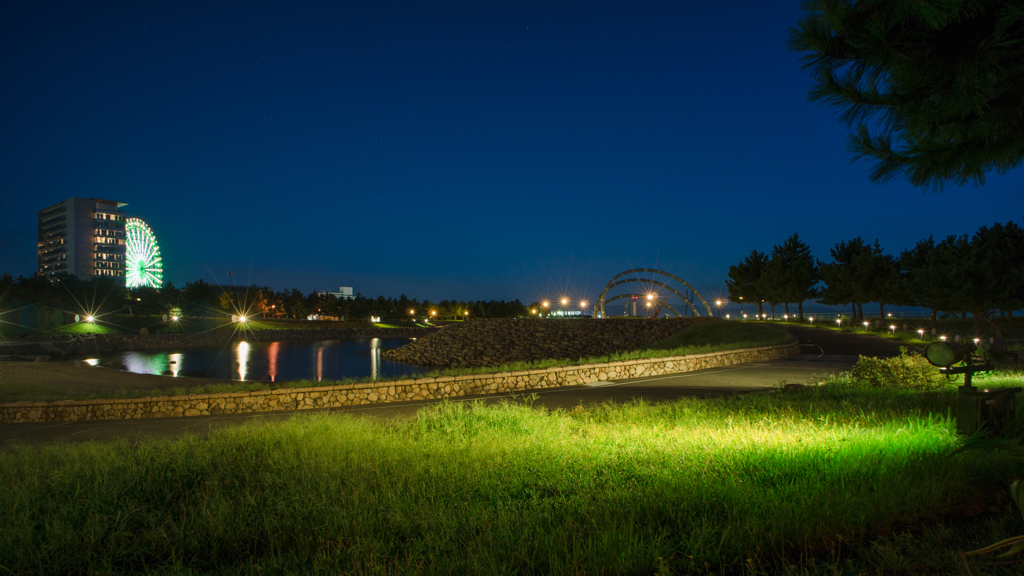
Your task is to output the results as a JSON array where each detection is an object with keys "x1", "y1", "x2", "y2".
[
  {"x1": 383, "y1": 317, "x2": 716, "y2": 367},
  {"x1": 94, "y1": 327, "x2": 434, "y2": 353}
]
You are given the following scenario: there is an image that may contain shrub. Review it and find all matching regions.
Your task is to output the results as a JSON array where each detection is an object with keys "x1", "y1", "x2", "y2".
[{"x1": 849, "y1": 347, "x2": 945, "y2": 389}]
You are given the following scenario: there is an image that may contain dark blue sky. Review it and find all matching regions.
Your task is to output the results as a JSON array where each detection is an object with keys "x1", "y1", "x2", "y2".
[{"x1": 2, "y1": 1, "x2": 1022, "y2": 304}]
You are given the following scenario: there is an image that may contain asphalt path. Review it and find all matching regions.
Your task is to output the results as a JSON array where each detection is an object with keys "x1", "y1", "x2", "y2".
[{"x1": 0, "y1": 325, "x2": 915, "y2": 447}]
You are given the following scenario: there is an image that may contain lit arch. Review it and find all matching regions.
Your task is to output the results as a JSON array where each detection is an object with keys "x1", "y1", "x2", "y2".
[{"x1": 596, "y1": 268, "x2": 712, "y2": 318}]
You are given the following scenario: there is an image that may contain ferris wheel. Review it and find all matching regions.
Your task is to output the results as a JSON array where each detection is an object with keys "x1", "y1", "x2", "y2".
[{"x1": 125, "y1": 218, "x2": 163, "y2": 288}]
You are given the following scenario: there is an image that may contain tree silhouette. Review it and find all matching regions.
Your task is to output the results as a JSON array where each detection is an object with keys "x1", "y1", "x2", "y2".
[{"x1": 790, "y1": 0, "x2": 1024, "y2": 189}]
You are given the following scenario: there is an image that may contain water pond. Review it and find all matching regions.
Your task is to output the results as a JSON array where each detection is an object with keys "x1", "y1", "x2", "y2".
[{"x1": 89, "y1": 338, "x2": 424, "y2": 382}]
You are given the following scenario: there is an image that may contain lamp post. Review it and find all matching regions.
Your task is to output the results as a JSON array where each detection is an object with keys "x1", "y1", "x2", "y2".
[
  {"x1": 580, "y1": 300, "x2": 588, "y2": 317},
  {"x1": 715, "y1": 300, "x2": 722, "y2": 318}
]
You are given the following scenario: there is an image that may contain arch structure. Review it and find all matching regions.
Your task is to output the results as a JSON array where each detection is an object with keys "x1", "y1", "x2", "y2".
[{"x1": 596, "y1": 268, "x2": 712, "y2": 319}]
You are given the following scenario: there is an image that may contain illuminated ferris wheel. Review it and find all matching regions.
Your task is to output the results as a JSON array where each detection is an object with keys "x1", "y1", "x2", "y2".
[{"x1": 125, "y1": 218, "x2": 163, "y2": 288}]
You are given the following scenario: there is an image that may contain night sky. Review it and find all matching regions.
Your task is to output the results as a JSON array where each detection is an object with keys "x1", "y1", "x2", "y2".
[{"x1": 2, "y1": 1, "x2": 1022, "y2": 306}]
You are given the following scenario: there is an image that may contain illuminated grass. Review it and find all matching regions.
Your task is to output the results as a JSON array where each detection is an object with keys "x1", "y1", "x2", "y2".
[
  {"x1": 0, "y1": 383, "x2": 1020, "y2": 574},
  {"x1": 50, "y1": 322, "x2": 120, "y2": 335}
]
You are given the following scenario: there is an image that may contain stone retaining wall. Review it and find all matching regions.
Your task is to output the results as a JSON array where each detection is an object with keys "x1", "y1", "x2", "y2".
[{"x1": 0, "y1": 339, "x2": 799, "y2": 424}]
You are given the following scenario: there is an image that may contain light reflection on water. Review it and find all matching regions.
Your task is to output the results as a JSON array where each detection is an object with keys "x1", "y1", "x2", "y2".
[
  {"x1": 100, "y1": 338, "x2": 422, "y2": 382},
  {"x1": 237, "y1": 341, "x2": 250, "y2": 381}
]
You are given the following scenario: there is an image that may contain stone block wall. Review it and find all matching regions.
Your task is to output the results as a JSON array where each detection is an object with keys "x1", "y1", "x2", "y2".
[{"x1": 0, "y1": 339, "x2": 799, "y2": 424}]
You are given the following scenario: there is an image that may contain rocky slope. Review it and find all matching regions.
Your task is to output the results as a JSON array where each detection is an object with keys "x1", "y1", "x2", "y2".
[{"x1": 383, "y1": 317, "x2": 716, "y2": 367}]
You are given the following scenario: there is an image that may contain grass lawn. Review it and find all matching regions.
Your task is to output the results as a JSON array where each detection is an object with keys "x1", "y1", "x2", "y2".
[
  {"x1": 49, "y1": 321, "x2": 122, "y2": 335},
  {"x1": 2, "y1": 378, "x2": 1023, "y2": 574}
]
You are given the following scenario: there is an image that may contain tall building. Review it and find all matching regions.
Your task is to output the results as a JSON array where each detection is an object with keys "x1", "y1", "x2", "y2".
[{"x1": 37, "y1": 198, "x2": 128, "y2": 281}]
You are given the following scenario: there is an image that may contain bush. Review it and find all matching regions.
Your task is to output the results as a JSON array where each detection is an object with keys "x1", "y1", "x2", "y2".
[{"x1": 849, "y1": 347, "x2": 945, "y2": 389}]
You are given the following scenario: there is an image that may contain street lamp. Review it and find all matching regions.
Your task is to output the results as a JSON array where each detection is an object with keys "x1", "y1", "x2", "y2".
[
  {"x1": 863, "y1": 321, "x2": 869, "y2": 331},
  {"x1": 890, "y1": 325, "x2": 896, "y2": 335},
  {"x1": 715, "y1": 300, "x2": 722, "y2": 318},
  {"x1": 836, "y1": 318, "x2": 842, "y2": 328},
  {"x1": 464, "y1": 311, "x2": 469, "y2": 319},
  {"x1": 809, "y1": 317, "x2": 814, "y2": 324},
  {"x1": 917, "y1": 329, "x2": 925, "y2": 339}
]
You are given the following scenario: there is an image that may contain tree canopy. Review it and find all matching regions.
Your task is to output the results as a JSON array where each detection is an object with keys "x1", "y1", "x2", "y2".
[
  {"x1": 790, "y1": 0, "x2": 1024, "y2": 189},
  {"x1": 725, "y1": 250, "x2": 769, "y2": 315},
  {"x1": 759, "y1": 234, "x2": 820, "y2": 320}
]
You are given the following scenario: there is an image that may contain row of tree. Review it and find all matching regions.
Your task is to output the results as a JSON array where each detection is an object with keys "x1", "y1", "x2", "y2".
[
  {"x1": 0, "y1": 273, "x2": 527, "y2": 322},
  {"x1": 726, "y1": 222, "x2": 1024, "y2": 335}
]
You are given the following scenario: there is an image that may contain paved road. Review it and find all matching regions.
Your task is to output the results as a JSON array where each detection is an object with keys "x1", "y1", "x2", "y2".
[{"x1": 0, "y1": 326, "x2": 912, "y2": 447}]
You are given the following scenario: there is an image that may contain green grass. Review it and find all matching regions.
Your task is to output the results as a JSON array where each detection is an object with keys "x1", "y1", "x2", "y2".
[
  {"x1": 2, "y1": 380, "x2": 1022, "y2": 575},
  {"x1": 644, "y1": 318, "x2": 791, "y2": 352},
  {"x1": 50, "y1": 322, "x2": 121, "y2": 335}
]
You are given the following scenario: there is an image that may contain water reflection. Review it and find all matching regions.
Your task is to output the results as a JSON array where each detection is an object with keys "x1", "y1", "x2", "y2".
[
  {"x1": 370, "y1": 338, "x2": 381, "y2": 380},
  {"x1": 98, "y1": 338, "x2": 422, "y2": 382},
  {"x1": 237, "y1": 341, "x2": 250, "y2": 381},
  {"x1": 123, "y1": 352, "x2": 170, "y2": 375},
  {"x1": 316, "y1": 345, "x2": 324, "y2": 382},
  {"x1": 169, "y1": 353, "x2": 183, "y2": 377},
  {"x1": 267, "y1": 342, "x2": 279, "y2": 382}
]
